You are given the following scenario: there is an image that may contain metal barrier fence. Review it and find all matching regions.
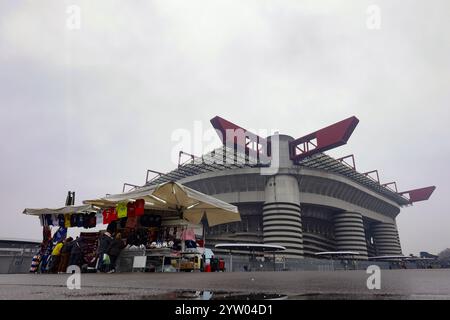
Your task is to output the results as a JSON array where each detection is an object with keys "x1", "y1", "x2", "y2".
[
  {"x1": 216, "y1": 255, "x2": 394, "y2": 272},
  {"x1": 0, "y1": 250, "x2": 37, "y2": 274},
  {"x1": 114, "y1": 250, "x2": 400, "y2": 273},
  {"x1": 3, "y1": 249, "x2": 423, "y2": 274}
]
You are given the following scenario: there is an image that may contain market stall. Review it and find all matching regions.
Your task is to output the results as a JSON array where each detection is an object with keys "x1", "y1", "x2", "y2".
[
  {"x1": 23, "y1": 181, "x2": 241, "y2": 273},
  {"x1": 83, "y1": 181, "x2": 241, "y2": 273},
  {"x1": 23, "y1": 204, "x2": 100, "y2": 273}
]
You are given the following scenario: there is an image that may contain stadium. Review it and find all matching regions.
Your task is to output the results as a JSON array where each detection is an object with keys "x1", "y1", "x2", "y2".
[{"x1": 141, "y1": 116, "x2": 435, "y2": 260}]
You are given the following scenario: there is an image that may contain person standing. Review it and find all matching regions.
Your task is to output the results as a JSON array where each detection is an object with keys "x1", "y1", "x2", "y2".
[
  {"x1": 57, "y1": 237, "x2": 73, "y2": 273},
  {"x1": 97, "y1": 231, "x2": 113, "y2": 272},
  {"x1": 69, "y1": 237, "x2": 84, "y2": 269},
  {"x1": 49, "y1": 240, "x2": 64, "y2": 273},
  {"x1": 107, "y1": 233, "x2": 126, "y2": 273}
]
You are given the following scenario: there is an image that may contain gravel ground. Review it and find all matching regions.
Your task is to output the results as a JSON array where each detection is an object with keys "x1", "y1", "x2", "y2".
[{"x1": 1, "y1": 269, "x2": 450, "y2": 299}]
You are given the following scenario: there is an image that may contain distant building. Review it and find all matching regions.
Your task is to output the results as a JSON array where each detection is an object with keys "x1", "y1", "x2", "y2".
[
  {"x1": 420, "y1": 251, "x2": 438, "y2": 259},
  {"x1": 0, "y1": 238, "x2": 40, "y2": 274}
]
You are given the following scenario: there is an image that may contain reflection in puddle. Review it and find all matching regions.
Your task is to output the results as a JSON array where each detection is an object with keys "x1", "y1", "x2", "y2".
[
  {"x1": 148, "y1": 291, "x2": 288, "y2": 300},
  {"x1": 147, "y1": 291, "x2": 450, "y2": 300}
]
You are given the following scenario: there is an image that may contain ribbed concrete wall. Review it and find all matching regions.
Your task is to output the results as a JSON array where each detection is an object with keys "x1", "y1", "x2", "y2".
[
  {"x1": 333, "y1": 211, "x2": 368, "y2": 259},
  {"x1": 302, "y1": 233, "x2": 336, "y2": 257},
  {"x1": 372, "y1": 223, "x2": 402, "y2": 255},
  {"x1": 263, "y1": 175, "x2": 303, "y2": 257}
]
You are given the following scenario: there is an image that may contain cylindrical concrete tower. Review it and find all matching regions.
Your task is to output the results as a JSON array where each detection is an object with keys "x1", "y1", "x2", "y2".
[
  {"x1": 263, "y1": 134, "x2": 304, "y2": 257},
  {"x1": 333, "y1": 211, "x2": 368, "y2": 259},
  {"x1": 372, "y1": 222, "x2": 402, "y2": 256}
]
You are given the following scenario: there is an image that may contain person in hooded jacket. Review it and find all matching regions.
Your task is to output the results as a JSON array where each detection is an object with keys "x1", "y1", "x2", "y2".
[
  {"x1": 107, "y1": 233, "x2": 126, "y2": 273},
  {"x1": 69, "y1": 237, "x2": 84, "y2": 268},
  {"x1": 97, "y1": 231, "x2": 113, "y2": 272}
]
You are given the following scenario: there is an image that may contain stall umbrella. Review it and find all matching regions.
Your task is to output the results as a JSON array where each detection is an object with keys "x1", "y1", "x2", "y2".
[{"x1": 83, "y1": 181, "x2": 241, "y2": 227}]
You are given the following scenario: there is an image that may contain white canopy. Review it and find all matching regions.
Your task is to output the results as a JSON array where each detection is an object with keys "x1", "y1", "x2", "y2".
[
  {"x1": 83, "y1": 181, "x2": 241, "y2": 227},
  {"x1": 315, "y1": 251, "x2": 361, "y2": 256},
  {"x1": 370, "y1": 255, "x2": 409, "y2": 261},
  {"x1": 23, "y1": 204, "x2": 95, "y2": 216},
  {"x1": 215, "y1": 243, "x2": 286, "y2": 252}
]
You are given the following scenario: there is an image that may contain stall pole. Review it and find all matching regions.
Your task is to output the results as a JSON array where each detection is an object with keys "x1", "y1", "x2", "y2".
[
  {"x1": 202, "y1": 220, "x2": 206, "y2": 245},
  {"x1": 273, "y1": 252, "x2": 276, "y2": 271},
  {"x1": 229, "y1": 250, "x2": 233, "y2": 272}
]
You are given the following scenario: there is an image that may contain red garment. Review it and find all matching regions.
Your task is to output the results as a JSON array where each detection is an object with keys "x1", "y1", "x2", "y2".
[
  {"x1": 102, "y1": 209, "x2": 110, "y2": 224},
  {"x1": 219, "y1": 259, "x2": 225, "y2": 271},
  {"x1": 102, "y1": 208, "x2": 118, "y2": 224},
  {"x1": 135, "y1": 199, "x2": 145, "y2": 216},
  {"x1": 125, "y1": 216, "x2": 138, "y2": 229},
  {"x1": 109, "y1": 208, "x2": 118, "y2": 222},
  {"x1": 127, "y1": 202, "x2": 136, "y2": 217}
]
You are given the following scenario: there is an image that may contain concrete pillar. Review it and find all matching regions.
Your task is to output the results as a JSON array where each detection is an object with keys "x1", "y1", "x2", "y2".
[
  {"x1": 333, "y1": 211, "x2": 368, "y2": 260},
  {"x1": 263, "y1": 174, "x2": 304, "y2": 257},
  {"x1": 372, "y1": 222, "x2": 402, "y2": 256}
]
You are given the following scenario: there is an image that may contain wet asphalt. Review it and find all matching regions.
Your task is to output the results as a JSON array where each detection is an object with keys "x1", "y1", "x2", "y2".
[{"x1": 0, "y1": 269, "x2": 450, "y2": 300}]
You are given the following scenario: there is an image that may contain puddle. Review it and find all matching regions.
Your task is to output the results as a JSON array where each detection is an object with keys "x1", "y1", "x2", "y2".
[
  {"x1": 143, "y1": 291, "x2": 450, "y2": 300},
  {"x1": 144, "y1": 291, "x2": 288, "y2": 300},
  {"x1": 61, "y1": 290, "x2": 450, "y2": 300},
  {"x1": 64, "y1": 292, "x2": 128, "y2": 298}
]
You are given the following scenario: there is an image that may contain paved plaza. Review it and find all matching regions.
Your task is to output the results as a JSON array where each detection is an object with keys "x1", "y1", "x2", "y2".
[{"x1": 0, "y1": 269, "x2": 450, "y2": 299}]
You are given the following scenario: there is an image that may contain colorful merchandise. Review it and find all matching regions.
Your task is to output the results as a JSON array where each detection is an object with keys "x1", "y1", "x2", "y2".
[
  {"x1": 135, "y1": 199, "x2": 145, "y2": 216},
  {"x1": 181, "y1": 228, "x2": 196, "y2": 241},
  {"x1": 127, "y1": 202, "x2": 136, "y2": 217},
  {"x1": 57, "y1": 214, "x2": 65, "y2": 228},
  {"x1": 116, "y1": 202, "x2": 128, "y2": 219},
  {"x1": 64, "y1": 214, "x2": 71, "y2": 228},
  {"x1": 78, "y1": 214, "x2": 85, "y2": 228},
  {"x1": 70, "y1": 214, "x2": 78, "y2": 227},
  {"x1": 125, "y1": 216, "x2": 138, "y2": 229}
]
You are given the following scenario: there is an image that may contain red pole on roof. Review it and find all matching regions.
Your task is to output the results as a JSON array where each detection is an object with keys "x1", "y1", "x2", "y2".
[
  {"x1": 399, "y1": 186, "x2": 436, "y2": 203},
  {"x1": 210, "y1": 116, "x2": 271, "y2": 162},
  {"x1": 290, "y1": 116, "x2": 359, "y2": 162}
]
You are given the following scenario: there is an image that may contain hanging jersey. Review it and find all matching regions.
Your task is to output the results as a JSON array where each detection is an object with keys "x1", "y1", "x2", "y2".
[
  {"x1": 116, "y1": 202, "x2": 127, "y2": 219},
  {"x1": 58, "y1": 214, "x2": 65, "y2": 227},
  {"x1": 70, "y1": 214, "x2": 78, "y2": 227},
  {"x1": 127, "y1": 202, "x2": 136, "y2": 217},
  {"x1": 95, "y1": 211, "x2": 103, "y2": 225},
  {"x1": 77, "y1": 214, "x2": 83, "y2": 228},
  {"x1": 64, "y1": 215, "x2": 71, "y2": 228},
  {"x1": 102, "y1": 209, "x2": 110, "y2": 224},
  {"x1": 135, "y1": 199, "x2": 145, "y2": 216}
]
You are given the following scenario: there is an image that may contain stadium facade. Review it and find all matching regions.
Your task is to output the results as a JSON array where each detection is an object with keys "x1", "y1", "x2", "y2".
[{"x1": 142, "y1": 116, "x2": 435, "y2": 260}]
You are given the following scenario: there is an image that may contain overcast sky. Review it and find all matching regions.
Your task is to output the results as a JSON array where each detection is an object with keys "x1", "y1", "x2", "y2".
[{"x1": 0, "y1": 0, "x2": 448, "y2": 255}]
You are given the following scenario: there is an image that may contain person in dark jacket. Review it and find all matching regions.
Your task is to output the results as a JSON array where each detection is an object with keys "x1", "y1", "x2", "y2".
[
  {"x1": 107, "y1": 233, "x2": 126, "y2": 273},
  {"x1": 97, "y1": 231, "x2": 113, "y2": 272},
  {"x1": 57, "y1": 237, "x2": 73, "y2": 273},
  {"x1": 68, "y1": 237, "x2": 84, "y2": 268}
]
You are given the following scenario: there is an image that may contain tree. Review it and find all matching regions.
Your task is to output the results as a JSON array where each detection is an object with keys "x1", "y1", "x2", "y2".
[{"x1": 438, "y1": 248, "x2": 450, "y2": 261}]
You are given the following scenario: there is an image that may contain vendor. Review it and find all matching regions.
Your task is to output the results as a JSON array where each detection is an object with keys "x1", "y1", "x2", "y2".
[
  {"x1": 69, "y1": 237, "x2": 84, "y2": 268},
  {"x1": 97, "y1": 230, "x2": 113, "y2": 272},
  {"x1": 49, "y1": 240, "x2": 64, "y2": 273},
  {"x1": 57, "y1": 237, "x2": 73, "y2": 273},
  {"x1": 107, "y1": 233, "x2": 126, "y2": 273}
]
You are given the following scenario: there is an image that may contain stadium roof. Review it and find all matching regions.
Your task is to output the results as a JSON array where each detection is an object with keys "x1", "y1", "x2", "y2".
[{"x1": 145, "y1": 146, "x2": 411, "y2": 206}]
